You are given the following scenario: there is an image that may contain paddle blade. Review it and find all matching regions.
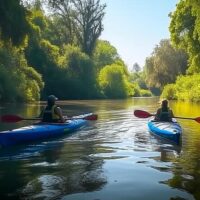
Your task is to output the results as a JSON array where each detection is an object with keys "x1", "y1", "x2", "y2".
[
  {"x1": 134, "y1": 110, "x2": 153, "y2": 118},
  {"x1": 0, "y1": 115, "x2": 24, "y2": 123},
  {"x1": 83, "y1": 114, "x2": 98, "y2": 120},
  {"x1": 194, "y1": 117, "x2": 200, "y2": 123}
]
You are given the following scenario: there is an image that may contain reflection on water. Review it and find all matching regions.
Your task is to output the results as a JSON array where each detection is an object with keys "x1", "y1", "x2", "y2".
[{"x1": 0, "y1": 98, "x2": 199, "y2": 199}]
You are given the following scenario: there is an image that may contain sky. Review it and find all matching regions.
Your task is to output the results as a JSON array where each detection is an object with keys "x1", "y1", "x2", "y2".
[{"x1": 100, "y1": 0, "x2": 179, "y2": 70}]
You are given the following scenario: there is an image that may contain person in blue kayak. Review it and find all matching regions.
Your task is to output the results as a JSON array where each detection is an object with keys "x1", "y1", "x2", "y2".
[
  {"x1": 41, "y1": 95, "x2": 65, "y2": 123},
  {"x1": 155, "y1": 99, "x2": 174, "y2": 121}
]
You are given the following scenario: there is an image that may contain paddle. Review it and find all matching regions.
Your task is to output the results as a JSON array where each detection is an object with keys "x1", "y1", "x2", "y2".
[
  {"x1": 134, "y1": 109, "x2": 200, "y2": 123},
  {"x1": 0, "y1": 114, "x2": 98, "y2": 123}
]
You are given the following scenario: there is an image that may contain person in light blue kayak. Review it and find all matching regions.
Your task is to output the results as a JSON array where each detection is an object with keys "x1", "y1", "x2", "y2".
[
  {"x1": 155, "y1": 99, "x2": 174, "y2": 122},
  {"x1": 41, "y1": 95, "x2": 65, "y2": 123}
]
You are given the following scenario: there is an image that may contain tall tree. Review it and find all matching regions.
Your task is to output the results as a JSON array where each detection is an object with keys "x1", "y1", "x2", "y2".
[
  {"x1": 49, "y1": 0, "x2": 106, "y2": 56},
  {"x1": 131, "y1": 62, "x2": 141, "y2": 73},
  {"x1": 169, "y1": 0, "x2": 200, "y2": 74},
  {"x1": 144, "y1": 39, "x2": 188, "y2": 89},
  {"x1": 0, "y1": 0, "x2": 30, "y2": 46},
  {"x1": 93, "y1": 40, "x2": 123, "y2": 71}
]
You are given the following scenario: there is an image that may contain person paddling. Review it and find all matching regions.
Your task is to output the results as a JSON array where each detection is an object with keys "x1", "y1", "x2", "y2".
[
  {"x1": 155, "y1": 99, "x2": 174, "y2": 122},
  {"x1": 41, "y1": 95, "x2": 65, "y2": 123}
]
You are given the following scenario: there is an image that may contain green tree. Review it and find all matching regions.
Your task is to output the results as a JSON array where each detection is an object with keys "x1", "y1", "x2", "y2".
[
  {"x1": 49, "y1": 0, "x2": 106, "y2": 56},
  {"x1": 93, "y1": 40, "x2": 123, "y2": 71},
  {"x1": 57, "y1": 44, "x2": 98, "y2": 99},
  {"x1": 162, "y1": 74, "x2": 200, "y2": 102},
  {"x1": 130, "y1": 71, "x2": 148, "y2": 90},
  {"x1": 131, "y1": 62, "x2": 141, "y2": 73},
  {"x1": 24, "y1": 2, "x2": 100, "y2": 100},
  {"x1": 44, "y1": 15, "x2": 71, "y2": 47},
  {"x1": 144, "y1": 39, "x2": 188, "y2": 90},
  {"x1": 23, "y1": 3, "x2": 62, "y2": 98},
  {"x1": 169, "y1": 0, "x2": 200, "y2": 74},
  {"x1": 0, "y1": 42, "x2": 43, "y2": 102},
  {"x1": 98, "y1": 64, "x2": 130, "y2": 98},
  {"x1": 0, "y1": 0, "x2": 30, "y2": 46}
]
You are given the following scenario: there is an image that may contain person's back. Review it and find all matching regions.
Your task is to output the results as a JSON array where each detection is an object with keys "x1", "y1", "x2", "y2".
[
  {"x1": 41, "y1": 95, "x2": 65, "y2": 123},
  {"x1": 155, "y1": 100, "x2": 174, "y2": 122},
  {"x1": 42, "y1": 104, "x2": 59, "y2": 122}
]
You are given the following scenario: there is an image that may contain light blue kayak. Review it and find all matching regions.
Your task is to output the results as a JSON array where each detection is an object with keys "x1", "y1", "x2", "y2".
[
  {"x1": 0, "y1": 113, "x2": 94, "y2": 148},
  {"x1": 148, "y1": 120, "x2": 182, "y2": 144}
]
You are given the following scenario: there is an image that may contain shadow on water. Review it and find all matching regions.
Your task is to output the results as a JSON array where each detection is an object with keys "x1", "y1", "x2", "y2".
[{"x1": 0, "y1": 98, "x2": 199, "y2": 200}]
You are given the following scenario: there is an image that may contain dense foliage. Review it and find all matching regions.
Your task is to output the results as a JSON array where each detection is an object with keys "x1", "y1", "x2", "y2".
[
  {"x1": 98, "y1": 64, "x2": 130, "y2": 98},
  {"x1": 0, "y1": 42, "x2": 43, "y2": 102},
  {"x1": 129, "y1": 69, "x2": 152, "y2": 97},
  {"x1": 0, "y1": 0, "x2": 30, "y2": 46},
  {"x1": 2, "y1": 0, "x2": 198, "y2": 102},
  {"x1": 161, "y1": 0, "x2": 200, "y2": 101},
  {"x1": 144, "y1": 39, "x2": 188, "y2": 91},
  {"x1": 0, "y1": 0, "x2": 143, "y2": 102},
  {"x1": 93, "y1": 40, "x2": 122, "y2": 71},
  {"x1": 162, "y1": 74, "x2": 200, "y2": 102},
  {"x1": 170, "y1": 0, "x2": 200, "y2": 74}
]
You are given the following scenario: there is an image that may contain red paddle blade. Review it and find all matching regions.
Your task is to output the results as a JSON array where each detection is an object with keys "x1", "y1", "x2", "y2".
[
  {"x1": 195, "y1": 117, "x2": 200, "y2": 123},
  {"x1": 134, "y1": 110, "x2": 153, "y2": 118},
  {"x1": 0, "y1": 115, "x2": 24, "y2": 123},
  {"x1": 83, "y1": 114, "x2": 98, "y2": 120}
]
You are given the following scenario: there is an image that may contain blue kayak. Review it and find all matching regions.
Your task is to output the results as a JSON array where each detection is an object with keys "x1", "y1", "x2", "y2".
[
  {"x1": 148, "y1": 120, "x2": 182, "y2": 144},
  {"x1": 0, "y1": 113, "x2": 93, "y2": 148}
]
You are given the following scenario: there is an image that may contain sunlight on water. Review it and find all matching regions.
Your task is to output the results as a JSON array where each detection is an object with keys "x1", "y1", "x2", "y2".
[{"x1": 0, "y1": 98, "x2": 199, "y2": 200}]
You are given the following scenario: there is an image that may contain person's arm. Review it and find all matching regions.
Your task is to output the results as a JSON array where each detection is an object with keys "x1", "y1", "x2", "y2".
[
  {"x1": 38, "y1": 108, "x2": 44, "y2": 118},
  {"x1": 54, "y1": 107, "x2": 65, "y2": 123},
  {"x1": 169, "y1": 109, "x2": 174, "y2": 118},
  {"x1": 154, "y1": 108, "x2": 161, "y2": 120}
]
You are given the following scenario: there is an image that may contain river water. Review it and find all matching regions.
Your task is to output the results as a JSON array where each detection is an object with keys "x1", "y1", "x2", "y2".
[{"x1": 0, "y1": 97, "x2": 200, "y2": 200}]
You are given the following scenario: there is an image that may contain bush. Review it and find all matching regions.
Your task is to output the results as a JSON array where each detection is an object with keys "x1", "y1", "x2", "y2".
[
  {"x1": 54, "y1": 45, "x2": 98, "y2": 99},
  {"x1": 98, "y1": 64, "x2": 129, "y2": 98},
  {"x1": 161, "y1": 84, "x2": 177, "y2": 100},
  {"x1": 140, "y1": 89, "x2": 152, "y2": 97},
  {"x1": 130, "y1": 83, "x2": 141, "y2": 97},
  {"x1": 161, "y1": 74, "x2": 200, "y2": 102}
]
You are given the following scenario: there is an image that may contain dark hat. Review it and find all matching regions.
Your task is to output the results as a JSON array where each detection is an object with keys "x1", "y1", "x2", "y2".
[{"x1": 47, "y1": 95, "x2": 58, "y2": 102}]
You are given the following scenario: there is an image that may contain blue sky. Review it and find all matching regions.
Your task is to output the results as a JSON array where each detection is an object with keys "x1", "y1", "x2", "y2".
[{"x1": 100, "y1": 0, "x2": 179, "y2": 70}]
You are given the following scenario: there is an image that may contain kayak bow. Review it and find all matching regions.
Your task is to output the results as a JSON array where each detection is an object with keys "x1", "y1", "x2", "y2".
[{"x1": 148, "y1": 120, "x2": 182, "y2": 144}]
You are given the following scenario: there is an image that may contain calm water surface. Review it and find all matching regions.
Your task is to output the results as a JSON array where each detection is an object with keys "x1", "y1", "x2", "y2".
[{"x1": 0, "y1": 97, "x2": 200, "y2": 200}]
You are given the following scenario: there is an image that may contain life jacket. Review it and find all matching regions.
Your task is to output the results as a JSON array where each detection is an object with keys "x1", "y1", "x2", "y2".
[
  {"x1": 42, "y1": 105, "x2": 60, "y2": 122},
  {"x1": 158, "y1": 107, "x2": 172, "y2": 121}
]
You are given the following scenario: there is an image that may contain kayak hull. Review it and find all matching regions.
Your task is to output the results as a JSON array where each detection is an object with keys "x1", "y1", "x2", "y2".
[
  {"x1": 0, "y1": 113, "x2": 92, "y2": 148},
  {"x1": 148, "y1": 120, "x2": 182, "y2": 144}
]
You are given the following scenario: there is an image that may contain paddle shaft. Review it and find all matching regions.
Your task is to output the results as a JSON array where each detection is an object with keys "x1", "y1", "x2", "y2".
[
  {"x1": 145, "y1": 114, "x2": 196, "y2": 121},
  {"x1": 134, "y1": 109, "x2": 200, "y2": 123},
  {"x1": 173, "y1": 116, "x2": 196, "y2": 120},
  {"x1": 146, "y1": 113, "x2": 197, "y2": 120},
  {"x1": 20, "y1": 118, "x2": 41, "y2": 120}
]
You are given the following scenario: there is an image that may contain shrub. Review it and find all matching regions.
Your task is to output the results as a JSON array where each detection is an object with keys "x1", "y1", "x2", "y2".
[
  {"x1": 98, "y1": 64, "x2": 129, "y2": 98},
  {"x1": 161, "y1": 84, "x2": 177, "y2": 100}
]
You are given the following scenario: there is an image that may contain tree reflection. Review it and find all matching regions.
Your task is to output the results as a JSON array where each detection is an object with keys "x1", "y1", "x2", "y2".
[
  {"x1": 152, "y1": 130, "x2": 200, "y2": 200},
  {"x1": 166, "y1": 139, "x2": 200, "y2": 200},
  {"x1": 20, "y1": 141, "x2": 107, "y2": 199}
]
